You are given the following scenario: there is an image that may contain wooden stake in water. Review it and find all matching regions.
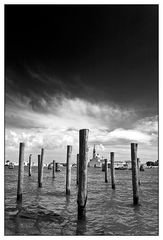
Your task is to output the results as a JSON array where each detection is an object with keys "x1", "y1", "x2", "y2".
[
  {"x1": 41, "y1": 148, "x2": 44, "y2": 167},
  {"x1": 66, "y1": 145, "x2": 72, "y2": 195},
  {"x1": 137, "y1": 158, "x2": 140, "y2": 185},
  {"x1": 131, "y1": 143, "x2": 139, "y2": 205},
  {"x1": 17, "y1": 142, "x2": 25, "y2": 201},
  {"x1": 39, "y1": 148, "x2": 44, "y2": 187},
  {"x1": 110, "y1": 152, "x2": 115, "y2": 189},
  {"x1": 55, "y1": 162, "x2": 58, "y2": 172},
  {"x1": 105, "y1": 159, "x2": 108, "y2": 183},
  {"x1": 28, "y1": 154, "x2": 32, "y2": 177},
  {"x1": 38, "y1": 155, "x2": 41, "y2": 187},
  {"x1": 52, "y1": 160, "x2": 55, "y2": 178},
  {"x1": 78, "y1": 129, "x2": 89, "y2": 219},
  {"x1": 77, "y1": 154, "x2": 79, "y2": 185}
]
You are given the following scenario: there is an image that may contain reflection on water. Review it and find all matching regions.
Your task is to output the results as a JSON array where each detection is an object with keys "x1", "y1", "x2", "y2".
[
  {"x1": 76, "y1": 218, "x2": 87, "y2": 235},
  {"x1": 5, "y1": 166, "x2": 158, "y2": 235},
  {"x1": 65, "y1": 195, "x2": 70, "y2": 205}
]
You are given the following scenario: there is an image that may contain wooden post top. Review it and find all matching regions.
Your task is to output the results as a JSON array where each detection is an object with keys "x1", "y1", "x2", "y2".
[
  {"x1": 67, "y1": 145, "x2": 72, "y2": 149},
  {"x1": 20, "y1": 142, "x2": 25, "y2": 147},
  {"x1": 79, "y1": 129, "x2": 89, "y2": 133},
  {"x1": 131, "y1": 143, "x2": 138, "y2": 147}
]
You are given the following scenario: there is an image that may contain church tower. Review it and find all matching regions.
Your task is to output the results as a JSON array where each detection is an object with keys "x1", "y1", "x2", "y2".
[{"x1": 93, "y1": 144, "x2": 96, "y2": 158}]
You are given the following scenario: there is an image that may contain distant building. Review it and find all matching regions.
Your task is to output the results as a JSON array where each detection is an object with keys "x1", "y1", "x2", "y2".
[
  {"x1": 88, "y1": 145, "x2": 104, "y2": 168},
  {"x1": 124, "y1": 160, "x2": 132, "y2": 169}
]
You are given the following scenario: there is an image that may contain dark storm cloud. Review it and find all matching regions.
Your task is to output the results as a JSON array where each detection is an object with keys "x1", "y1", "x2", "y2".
[
  {"x1": 5, "y1": 64, "x2": 100, "y2": 111},
  {"x1": 5, "y1": 5, "x2": 158, "y2": 115}
]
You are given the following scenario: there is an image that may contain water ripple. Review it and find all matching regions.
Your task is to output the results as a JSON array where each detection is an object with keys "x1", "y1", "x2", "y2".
[{"x1": 5, "y1": 167, "x2": 158, "y2": 235}]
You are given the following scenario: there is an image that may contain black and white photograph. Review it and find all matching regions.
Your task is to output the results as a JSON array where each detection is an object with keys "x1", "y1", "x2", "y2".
[{"x1": 4, "y1": 3, "x2": 158, "y2": 236}]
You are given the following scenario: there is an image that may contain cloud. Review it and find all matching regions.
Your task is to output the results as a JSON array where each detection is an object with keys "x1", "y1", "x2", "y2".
[
  {"x1": 6, "y1": 93, "x2": 137, "y2": 130},
  {"x1": 134, "y1": 115, "x2": 158, "y2": 133},
  {"x1": 5, "y1": 129, "x2": 77, "y2": 150},
  {"x1": 5, "y1": 93, "x2": 158, "y2": 163},
  {"x1": 108, "y1": 128, "x2": 152, "y2": 143},
  {"x1": 89, "y1": 127, "x2": 156, "y2": 145},
  {"x1": 5, "y1": 124, "x2": 158, "y2": 163}
]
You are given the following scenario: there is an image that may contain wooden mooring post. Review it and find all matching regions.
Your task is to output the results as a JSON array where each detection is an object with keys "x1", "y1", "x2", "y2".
[
  {"x1": 76, "y1": 154, "x2": 79, "y2": 185},
  {"x1": 131, "y1": 143, "x2": 139, "y2": 205},
  {"x1": 77, "y1": 129, "x2": 89, "y2": 219},
  {"x1": 38, "y1": 155, "x2": 41, "y2": 187},
  {"x1": 17, "y1": 142, "x2": 25, "y2": 201},
  {"x1": 137, "y1": 158, "x2": 140, "y2": 185},
  {"x1": 110, "y1": 152, "x2": 115, "y2": 189},
  {"x1": 52, "y1": 160, "x2": 55, "y2": 178},
  {"x1": 28, "y1": 154, "x2": 32, "y2": 177},
  {"x1": 41, "y1": 148, "x2": 44, "y2": 167},
  {"x1": 55, "y1": 162, "x2": 58, "y2": 172},
  {"x1": 39, "y1": 148, "x2": 44, "y2": 187},
  {"x1": 105, "y1": 159, "x2": 108, "y2": 183},
  {"x1": 66, "y1": 145, "x2": 72, "y2": 195}
]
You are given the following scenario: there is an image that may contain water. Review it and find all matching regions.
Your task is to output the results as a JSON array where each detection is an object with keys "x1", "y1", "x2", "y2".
[{"x1": 4, "y1": 166, "x2": 159, "y2": 235}]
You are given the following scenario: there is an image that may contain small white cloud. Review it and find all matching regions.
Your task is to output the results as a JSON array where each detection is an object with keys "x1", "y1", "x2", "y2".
[
  {"x1": 134, "y1": 116, "x2": 158, "y2": 133},
  {"x1": 108, "y1": 128, "x2": 152, "y2": 143},
  {"x1": 95, "y1": 144, "x2": 105, "y2": 151},
  {"x1": 89, "y1": 127, "x2": 155, "y2": 145}
]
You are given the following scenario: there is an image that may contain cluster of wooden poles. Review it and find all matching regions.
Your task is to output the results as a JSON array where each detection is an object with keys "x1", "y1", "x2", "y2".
[{"x1": 16, "y1": 129, "x2": 140, "y2": 219}]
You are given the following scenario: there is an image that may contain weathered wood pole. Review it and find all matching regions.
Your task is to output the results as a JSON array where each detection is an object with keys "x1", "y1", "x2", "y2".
[
  {"x1": 41, "y1": 148, "x2": 44, "y2": 167},
  {"x1": 39, "y1": 148, "x2": 44, "y2": 187},
  {"x1": 28, "y1": 154, "x2": 32, "y2": 176},
  {"x1": 78, "y1": 129, "x2": 89, "y2": 219},
  {"x1": 55, "y1": 162, "x2": 58, "y2": 172},
  {"x1": 137, "y1": 158, "x2": 141, "y2": 185},
  {"x1": 38, "y1": 155, "x2": 41, "y2": 187},
  {"x1": 17, "y1": 142, "x2": 25, "y2": 201},
  {"x1": 110, "y1": 152, "x2": 115, "y2": 189},
  {"x1": 66, "y1": 145, "x2": 72, "y2": 195},
  {"x1": 77, "y1": 153, "x2": 79, "y2": 185},
  {"x1": 131, "y1": 143, "x2": 139, "y2": 205},
  {"x1": 52, "y1": 160, "x2": 55, "y2": 178},
  {"x1": 105, "y1": 159, "x2": 108, "y2": 183}
]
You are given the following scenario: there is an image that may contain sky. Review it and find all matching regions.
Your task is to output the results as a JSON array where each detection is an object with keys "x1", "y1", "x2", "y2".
[{"x1": 5, "y1": 4, "x2": 158, "y2": 164}]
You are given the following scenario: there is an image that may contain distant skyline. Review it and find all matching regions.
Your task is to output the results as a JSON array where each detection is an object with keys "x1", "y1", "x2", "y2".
[{"x1": 5, "y1": 5, "x2": 158, "y2": 164}]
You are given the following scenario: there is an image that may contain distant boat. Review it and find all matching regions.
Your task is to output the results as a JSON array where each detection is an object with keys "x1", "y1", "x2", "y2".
[
  {"x1": 94, "y1": 164, "x2": 101, "y2": 168},
  {"x1": 8, "y1": 162, "x2": 14, "y2": 169},
  {"x1": 115, "y1": 166, "x2": 128, "y2": 170}
]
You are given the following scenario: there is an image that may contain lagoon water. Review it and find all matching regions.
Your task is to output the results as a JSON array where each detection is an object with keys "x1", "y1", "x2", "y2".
[{"x1": 5, "y1": 166, "x2": 158, "y2": 235}]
